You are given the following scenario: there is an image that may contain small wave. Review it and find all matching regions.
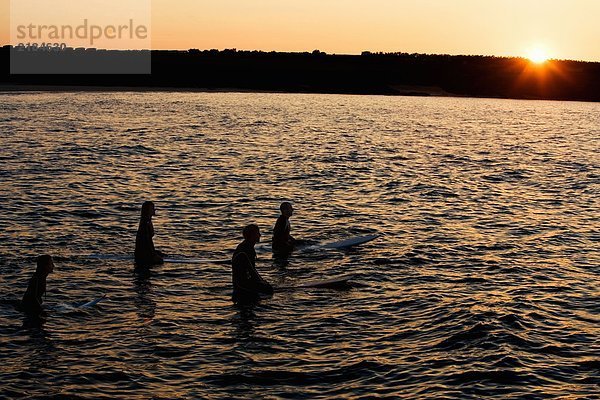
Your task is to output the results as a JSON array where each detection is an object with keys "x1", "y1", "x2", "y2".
[
  {"x1": 78, "y1": 370, "x2": 134, "y2": 383},
  {"x1": 447, "y1": 369, "x2": 539, "y2": 386},
  {"x1": 577, "y1": 359, "x2": 600, "y2": 371},
  {"x1": 450, "y1": 277, "x2": 487, "y2": 284},
  {"x1": 123, "y1": 128, "x2": 148, "y2": 133},
  {"x1": 116, "y1": 144, "x2": 159, "y2": 154},
  {"x1": 434, "y1": 323, "x2": 493, "y2": 350},
  {"x1": 203, "y1": 359, "x2": 390, "y2": 386}
]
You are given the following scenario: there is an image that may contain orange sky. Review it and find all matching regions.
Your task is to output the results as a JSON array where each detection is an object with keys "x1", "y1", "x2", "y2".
[{"x1": 2, "y1": 0, "x2": 599, "y2": 61}]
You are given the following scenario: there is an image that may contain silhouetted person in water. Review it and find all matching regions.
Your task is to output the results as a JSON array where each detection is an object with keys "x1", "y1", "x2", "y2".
[
  {"x1": 272, "y1": 202, "x2": 296, "y2": 254},
  {"x1": 21, "y1": 255, "x2": 54, "y2": 315},
  {"x1": 135, "y1": 201, "x2": 164, "y2": 267},
  {"x1": 232, "y1": 224, "x2": 273, "y2": 303}
]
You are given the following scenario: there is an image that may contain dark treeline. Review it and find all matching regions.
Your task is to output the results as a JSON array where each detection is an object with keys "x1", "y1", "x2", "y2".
[{"x1": 2, "y1": 46, "x2": 600, "y2": 102}]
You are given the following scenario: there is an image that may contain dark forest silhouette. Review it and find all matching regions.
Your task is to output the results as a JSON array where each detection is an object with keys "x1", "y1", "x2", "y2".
[{"x1": 2, "y1": 46, "x2": 600, "y2": 102}]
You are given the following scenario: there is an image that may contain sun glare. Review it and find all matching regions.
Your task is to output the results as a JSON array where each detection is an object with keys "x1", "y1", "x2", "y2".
[{"x1": 527, "y1": 47, "x2": 550, "y2": 64}]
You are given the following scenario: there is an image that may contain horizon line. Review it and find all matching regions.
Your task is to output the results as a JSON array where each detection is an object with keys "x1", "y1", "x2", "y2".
[{"x1": 3, "y1": 44, "x2": 599, "y2": 64}]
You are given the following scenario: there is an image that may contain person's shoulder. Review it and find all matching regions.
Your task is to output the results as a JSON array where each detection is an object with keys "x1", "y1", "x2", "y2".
[
  {"x1": 233, "y1": 241, "x2": 249, "y2": 257},
  {"x1": 274, "y1": 215, "x2": 286, "y2": 227}
]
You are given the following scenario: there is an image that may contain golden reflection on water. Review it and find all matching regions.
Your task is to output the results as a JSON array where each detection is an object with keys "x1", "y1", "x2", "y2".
[{"x1": 0, "y1": 92, "x2": 598, "y2": 398}]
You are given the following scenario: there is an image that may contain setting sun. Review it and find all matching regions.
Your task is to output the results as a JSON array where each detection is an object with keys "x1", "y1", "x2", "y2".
[{"x1": 527, "y1": 47, "x2": 550, "y2": 64}]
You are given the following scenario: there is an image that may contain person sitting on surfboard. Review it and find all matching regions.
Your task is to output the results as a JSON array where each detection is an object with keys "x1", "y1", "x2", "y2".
[
  {"x1": 272, "y1": 202, "x2": 297, "y2": 254},
  {"x1": 232, "y1": 224, "x2": 273, "y2": 303},
  {"x1": 135, "y1": 201, "x2": 164, "y2": 267},
  {"x1": 20, "y1": 255, "x2": 54, "y2": 315}
]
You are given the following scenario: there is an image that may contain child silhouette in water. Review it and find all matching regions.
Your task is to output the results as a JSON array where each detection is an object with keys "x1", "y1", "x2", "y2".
[
  {"x1": 21, "y1": 255, "x2": 54, "y2": 315},
  {"x1": 272, "y1": 202, "x2": 296, "y2": 254},
  {"x1": 135, "y1": 201, "x2": 164, "y2": 267}
]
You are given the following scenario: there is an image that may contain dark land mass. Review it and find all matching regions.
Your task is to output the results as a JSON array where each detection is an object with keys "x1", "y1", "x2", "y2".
[{"x1": 2, "y1": 46, "x2": 600, "y2": 102}]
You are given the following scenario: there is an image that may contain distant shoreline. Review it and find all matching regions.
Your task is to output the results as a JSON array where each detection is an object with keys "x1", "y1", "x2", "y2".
[{"x1": 2, "y1": 48, "x2": 599, "y2": 102}]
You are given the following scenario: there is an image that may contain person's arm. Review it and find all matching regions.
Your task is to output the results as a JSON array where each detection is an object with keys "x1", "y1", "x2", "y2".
[
  {"x1": 136, "y1": 221, "x2": 151, "y2": 255},
  {"x1": 273, "y1": 218, "x2": 294, "y2": 252},
  {"x1": 247, "y1": 259, "x2": 273, "y2": 294},
  {"x1": 136, "y1": 220, "x2": 163, "y2": 264},
  {"x1": 148, "y1": 220, "x2": 155, "y2": 238},
  {"x1": 22, "y1": 277, "x2": 42, "y2": 309},
  {"x1": 235, "y1": 253, "x2": 273, "y2": 294},
  {"x1": 272, "y1": 217, "x2": 285, "y2": 240},
  {"x1": 232, "y1": 253, "x2": 259, "y2": 293},
  {"x1": 148, "y1": 221, "x2": 164, "y2": 262}
]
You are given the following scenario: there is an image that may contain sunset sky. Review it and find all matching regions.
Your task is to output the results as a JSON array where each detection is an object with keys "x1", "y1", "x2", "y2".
[{"x1": 2, "y1": 0, "x2": 600, "y2": 62}]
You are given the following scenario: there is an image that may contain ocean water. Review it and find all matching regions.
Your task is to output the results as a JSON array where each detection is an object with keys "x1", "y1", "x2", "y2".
[{"x1": 0, "y1": 92, "x2": 598, "y2": 399}]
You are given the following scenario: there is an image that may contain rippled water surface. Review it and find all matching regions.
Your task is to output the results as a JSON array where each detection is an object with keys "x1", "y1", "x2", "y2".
[{"x1": 0, "y1": 92, "x2": 598, "y2": 399}]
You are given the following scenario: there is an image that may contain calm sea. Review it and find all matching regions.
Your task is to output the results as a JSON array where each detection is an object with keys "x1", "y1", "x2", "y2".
[{"x1": 0, "y1": 92, "x2": 598, "y2": 399}]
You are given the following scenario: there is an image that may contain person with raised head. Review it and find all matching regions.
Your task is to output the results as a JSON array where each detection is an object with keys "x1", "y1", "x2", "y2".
[
  {"x1": 135, "y1": 201, "x2": 164, "y2": 267},
  {"x1": 21, "y1": 255, "x2": 54, "y2": 315},
  {"x1": 232, "y1": 224, "x2": 273, "y2": 303},
  {"x1": 272, "y1": 202, "x2": 296, "y2": 254}
]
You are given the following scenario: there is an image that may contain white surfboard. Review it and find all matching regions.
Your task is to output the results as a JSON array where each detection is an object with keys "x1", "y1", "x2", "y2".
[
  {"x1": 87, "y1": 254, "x2": 132, "y2": 261},
  {"x1": 88, "y1": 255, "x2": 227, "y2": 265},
  {"x1": 321, "y1": 234, "x2": 379, "y2": 249},
  {"x1": 297, "y1": 274, "x2": 355, "y2": 288},
  {"x1": 279, "y1": 274, "x2": 354, "y2": 290},
  {"x1": 163, "y1": 258, "x2": 229, "y2": 265},
  {"x1": 78, "y1": 294, "x2": 107, "y2": 308}
]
